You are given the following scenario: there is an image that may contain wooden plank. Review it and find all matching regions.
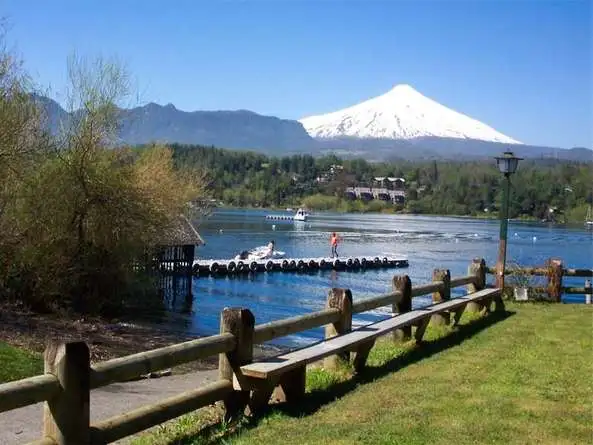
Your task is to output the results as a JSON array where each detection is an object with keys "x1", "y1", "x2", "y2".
[
  {"x1": 392, "y1": 275, "x2": 412, "y2": 341},
  {"x1": 411, "y1": 282, "x2": 444, "y2": 297},
  {"x1": 467, "y1": 258, "x2": 486, "y2": 312},
  {"x1": 43, "y1": 341, "x2": 90, "y2": 445},
  {"x1": 219, "y1": 308, "x2": 254, "y2": 421},
  {"x1": 242, "y1": 289, "x2": 499, "y2": 379},
  {"x1": 253, "y1": 308, "x2": 340, "y2": 344},
  {"x1": 324, "y1": 288, "x2": 353, "y2": 369},
  {"x1": 431, "y1": 269, "x2": 451, "y2": 325},
  {"x1": 0, "y1": 374, "x2": 61, "y2": 413},
  {"x1": 90, "y1": 380, "x2": 233, "y2": 444},
  {"x1": 90, "y1": 333, "x2": 236, "y2": 389},
  {"x1": 272, "y1": 366, "x2": 306, "y2": 403},
  {"x1": 547, "y1": 259, "x2": 563, "y2": 303},
  {"x1": 489, "y1": 266, "x2": 592, "y2": 278},
  {"x1": 450, "y1": 275, "x2": 476, "y2": 288},
  {"x1": 352, "y1": 291, "x2": 402, "y2": 314},
  {"x1": 352, "y1": 340, "x2": 375, "y2": 372},
  {"x1": 452, "y1": 305, "x2": 466, "y2": 326},
  {"x1": 414, "y1": 318, "x2": 430, "y2": 343}
]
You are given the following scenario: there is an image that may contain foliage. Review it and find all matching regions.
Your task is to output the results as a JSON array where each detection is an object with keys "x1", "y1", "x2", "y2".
[
  {"x1": 0, "y1": 48, "x2": 206, "y2": 315},
  {"x1": 171, "y1": 144, "x2": 592, "y2": 222},
  {"x1": 506, "y1": 262, "x2": 537, "y2": 288}
]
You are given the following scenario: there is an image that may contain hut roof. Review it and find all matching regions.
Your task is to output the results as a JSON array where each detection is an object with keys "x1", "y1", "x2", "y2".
[{"x1": 160, "y1": 215, "x2": 205, "y2": 246}]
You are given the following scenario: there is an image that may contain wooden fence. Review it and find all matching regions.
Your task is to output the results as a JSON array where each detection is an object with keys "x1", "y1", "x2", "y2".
[
  {"x1": 485, "y1": 257, "x2": 593, "y2": 303},
  {"x1": 0, "y1": 257, "x2": 584, "y2": 444}
]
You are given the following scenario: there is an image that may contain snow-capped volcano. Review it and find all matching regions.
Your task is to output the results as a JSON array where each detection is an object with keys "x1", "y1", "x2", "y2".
[{"x1": 299, "y1": 84, "x2": 521, "y2": 144}]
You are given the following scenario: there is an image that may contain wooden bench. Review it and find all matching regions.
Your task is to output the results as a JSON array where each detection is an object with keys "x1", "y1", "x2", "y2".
[{"x1": 235, "y1": 287, "x2": 499, "y2": 410}]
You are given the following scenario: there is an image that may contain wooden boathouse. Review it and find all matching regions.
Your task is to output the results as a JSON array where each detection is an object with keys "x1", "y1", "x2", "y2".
[
  {"x1": 157, "y1": 215, "x2": 204, "y2": 307},
  {"x1": 157, "y1": 214, "x2": 205, "y2": 275}
]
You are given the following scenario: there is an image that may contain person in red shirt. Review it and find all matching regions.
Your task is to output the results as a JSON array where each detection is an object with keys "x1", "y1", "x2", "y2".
[{"x1": 330, "y1": 232, "x2": 340, "y2": 258}]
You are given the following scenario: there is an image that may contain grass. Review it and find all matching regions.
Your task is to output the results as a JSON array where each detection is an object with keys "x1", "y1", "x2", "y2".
[
  {"x1": 0, "y1": 341, "x2": 43, "y2": 383},
  {"x1": 129, "y1": 303, "x2": 593, "y2": 445}
]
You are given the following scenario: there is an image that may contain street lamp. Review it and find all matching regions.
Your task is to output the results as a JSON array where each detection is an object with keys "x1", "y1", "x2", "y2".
[{"x1": 494, "y1": 151, "x2": 523, "y2": 291}]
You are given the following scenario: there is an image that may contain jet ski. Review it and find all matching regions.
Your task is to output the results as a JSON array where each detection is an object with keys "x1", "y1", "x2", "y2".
[{"x1": 235, "y1": 245, "x2": 286, "y2": 261}]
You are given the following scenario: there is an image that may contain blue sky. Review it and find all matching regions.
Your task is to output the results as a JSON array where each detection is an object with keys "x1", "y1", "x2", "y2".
[{"x1": 3, "y1": 0, "x2": 591, "y2": 148}]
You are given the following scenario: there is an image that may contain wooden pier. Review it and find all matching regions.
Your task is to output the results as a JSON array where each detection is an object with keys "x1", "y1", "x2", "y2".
[{"x1": 187, "y1": 255, "x2": 409, "y2": 276}]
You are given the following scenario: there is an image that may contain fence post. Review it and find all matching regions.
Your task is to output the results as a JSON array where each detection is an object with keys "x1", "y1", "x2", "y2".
[
  {"x1": 547, "y1": 258, "x2": 563, "y2": 303},
  {"x1": 432, "y1": 269, "x2": 451, "y2": 325},
  {"x1": 392, "y1": 275, "x2": 412, "y2": 341},
  {"x1": 585, "y1": 279, "x2": 592, "y2": 305},
  {"x1": 324, "y1": 288, "x2": 353, "y2": 370},
  {"x1": 219, "y1": 307, "x2": 254, "y2": 420},
  {"x1": 467, "y1": 258, "x2": 486, "y2": 313},
  {"x1": 43, "y1": 341, "x2": 90, "y2": 445}
]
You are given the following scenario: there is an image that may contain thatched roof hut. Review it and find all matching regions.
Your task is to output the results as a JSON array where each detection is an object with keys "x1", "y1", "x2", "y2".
[
  {"x1": 160, "y1": 214, "x2": 205, "y2": 247},
  {"x1": 157, "y1": 215, "x2": 205, "y2": 274}
]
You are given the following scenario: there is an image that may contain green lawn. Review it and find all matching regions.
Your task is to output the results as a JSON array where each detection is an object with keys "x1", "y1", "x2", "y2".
[
  {"x1": 133, "y1": 303, "x2": 593, "y2": 445},
  {"x1": 0, "y1": 341, "x2": 43, "y2": 383}
]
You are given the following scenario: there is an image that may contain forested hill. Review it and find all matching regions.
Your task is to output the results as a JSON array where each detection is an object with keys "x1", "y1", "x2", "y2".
[{"x1": 169, "y1": 144, "x2": 593, "y2": 222}]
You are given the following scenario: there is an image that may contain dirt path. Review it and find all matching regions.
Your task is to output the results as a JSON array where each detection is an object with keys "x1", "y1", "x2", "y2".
[
  {"x1": 0, "y1": 369, "x2": 220, "y2": 444},
  {"x1": 0, "y1": 305, "x2": 285, "y2": 444}
]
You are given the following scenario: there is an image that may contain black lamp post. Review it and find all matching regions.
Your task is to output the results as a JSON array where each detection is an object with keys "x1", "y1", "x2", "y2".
[{"x1": 494, "y1": 151, "x2": 522, "y2": 291}]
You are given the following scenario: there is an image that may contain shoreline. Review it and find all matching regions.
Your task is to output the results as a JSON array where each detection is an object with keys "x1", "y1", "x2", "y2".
[
  {"x1": 0, "y1": 303, "x2": 281, "y2": 372},
  {"x1": 210, "y1": 205, "x2": 563, "y2": 223}
]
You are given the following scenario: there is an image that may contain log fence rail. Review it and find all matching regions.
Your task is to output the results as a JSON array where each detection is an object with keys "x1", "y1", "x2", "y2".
[
  {"x1": 0, "y1": 257, "x2": 590, "y2": 444},
  {"x1": 485, "y1": 258, "x2": 593, "y2": 302}
]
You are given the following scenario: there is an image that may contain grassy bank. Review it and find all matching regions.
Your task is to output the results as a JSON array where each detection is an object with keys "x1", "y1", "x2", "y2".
[
  {"x1": 0, "y1": 341, "x2": 43, "y2": 383},
  {"x1": 133, "y1": 302, "x2": 592, "y2": 445}
]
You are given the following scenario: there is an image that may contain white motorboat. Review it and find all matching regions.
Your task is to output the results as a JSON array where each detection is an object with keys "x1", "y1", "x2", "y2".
[
  {"x1": 293, "y1": 208, "x2": 309, "y2": 221},
  {"x1": 235, "y1": 245, "x2": 286, "y2": 261},
  {"x1": 265, "y1": 208, "x2": 309, "y2": 222}
]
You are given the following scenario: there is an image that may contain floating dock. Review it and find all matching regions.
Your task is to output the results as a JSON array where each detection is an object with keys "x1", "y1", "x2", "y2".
[
  {"x1": 187, "y1": 256, "x2": 409, "y2": 277},
  {"x1": 264, "y1": 214, "x2": 305, "y2": 221}
]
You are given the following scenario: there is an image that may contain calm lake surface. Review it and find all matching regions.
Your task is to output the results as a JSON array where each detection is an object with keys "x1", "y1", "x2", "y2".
[{"x1": 160, "y1": 209, "x2": 593, "y2": 347}]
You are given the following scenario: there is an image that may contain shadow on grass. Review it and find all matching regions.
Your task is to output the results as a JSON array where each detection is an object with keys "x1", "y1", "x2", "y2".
[
  {"x1": 173, "y1": 309, "x2": 516, "y2": 445},
  {"x1": 278, "y1": 309, "x2": 516, "y2": 418}
]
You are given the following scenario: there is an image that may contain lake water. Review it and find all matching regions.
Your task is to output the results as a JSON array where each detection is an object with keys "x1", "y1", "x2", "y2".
[{"x1": 160, "y1": 209, "x2": 593, "y2": 347}]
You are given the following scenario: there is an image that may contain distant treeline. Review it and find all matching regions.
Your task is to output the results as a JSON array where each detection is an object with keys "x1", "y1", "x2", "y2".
[{"x1": 169, "y1": 144, "x2": 593, "y2": 222}]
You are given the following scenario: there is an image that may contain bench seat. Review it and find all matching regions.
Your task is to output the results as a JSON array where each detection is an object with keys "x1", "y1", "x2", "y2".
[{"x1": 240, "y1": 288, "x2": 499, "y2": 379}]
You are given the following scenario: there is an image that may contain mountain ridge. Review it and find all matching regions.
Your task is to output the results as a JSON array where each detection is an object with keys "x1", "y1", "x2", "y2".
[{"x1": 32, "y1": 93, "x2": 591, "y2": 162}]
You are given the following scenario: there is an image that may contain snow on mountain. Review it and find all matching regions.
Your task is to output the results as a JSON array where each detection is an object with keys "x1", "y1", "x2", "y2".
[{"x1": 299, "y1": 84, "x2": 522, "y2": 145}]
